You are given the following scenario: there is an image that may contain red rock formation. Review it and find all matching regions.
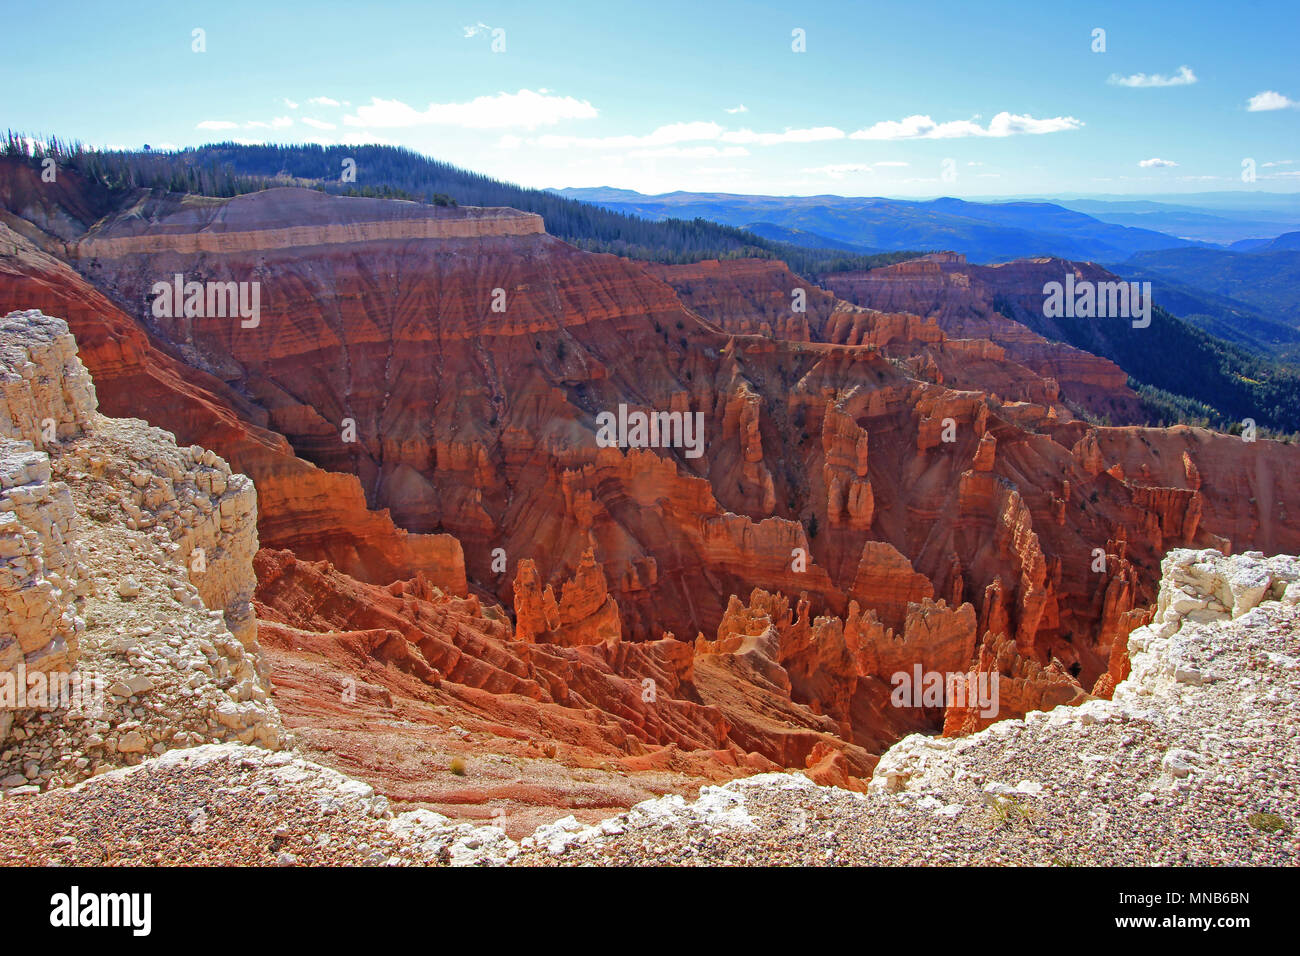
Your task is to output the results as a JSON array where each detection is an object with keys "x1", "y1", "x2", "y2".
[
  {"x1": 254, "y1": 546, "x2": 881, "y2": 808},
  {"x1": 0, "y1": 212, "x2": 467, "y2": 592},
  {"x1": 22, "y1": 182, "x2": 1297, "y2": 689},
  {"x1": 823, "y1": 253, "x2": 1144, "y2": 423},
  {"x1": 256, "y1": 548, "x2": 726, "y2": 752},
  {"x1": 942, "y1": 630, "x2": 1089, "y2": 736},
  {"x1": 692, "y1": 585, "x2": 978, "y2": 753},
  {"x1": 821, "y1": 404, "x2": 874, "y2": 530},
  {"x1": 649, "y1": 258, "x2": 824, "y2": 341},
  {"x1": 511, "y1": 548, "x2": 622, "y2": 646},
  {"x1": 803, "y1": 740, "x2": 868, "y2": 792},
  {"x1": 6, "y1": 164, "x2": 1300, "y2": 807}
]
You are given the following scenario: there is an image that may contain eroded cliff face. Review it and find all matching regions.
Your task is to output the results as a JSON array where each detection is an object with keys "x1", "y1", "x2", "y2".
[
  {"x1": 0, "y1": 213, "x2": 467, "y2": 593},
  {"x1": 54, "y1": 194, "x2": 1194, "y2": 670},
  {"x1": 822, "y1": 254, "x2": 1143, "y2": 423},
  {"x1": 251, "y1": 544, "x2": 884, "y2": 823},
  {"x1": 71, "y1": 187, "x2": 543, "y2": 257},
  {"x1": 4, "y1": 170, "x2": 1299, "y2": 812}
]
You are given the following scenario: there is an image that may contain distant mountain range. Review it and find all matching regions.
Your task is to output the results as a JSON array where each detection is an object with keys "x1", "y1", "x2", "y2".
[
  {"x1": 555, "y1": 187, "x2": 1213, "y2": 264},
  {"x1": 1227, "y1": 231, "x2": 1300, "y2": 252},
  {"x1": 1111, "y1": 244, "x2": 1300, "y2": 354},
  {"x1": 1047, "y1": 199, "x2": 1300, "y2": 246},
  {"x1": 557, "y1": 186, "x2": 1300, "y2": 256}
]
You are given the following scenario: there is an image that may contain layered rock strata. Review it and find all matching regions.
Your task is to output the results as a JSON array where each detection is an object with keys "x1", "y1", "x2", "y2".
[{"x1": 4, "y1": 166, "x2": 1300, "y2": 780}]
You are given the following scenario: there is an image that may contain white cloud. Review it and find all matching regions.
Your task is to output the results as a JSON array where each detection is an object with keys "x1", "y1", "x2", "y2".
[
  {"x1": 1262, "y1": 160, "x2": 1295, "y2": 167},
  {"x1": 724, "y1": 104, "x2": 748, "y2": 114},
  {"x1": 204, "y1": 117, "x2": 295, "y2": 131},
  {"x1": 803, "y1": 163, "x2": 872, "y2": 178},
  {"x1": 720, "y1": 126, "x2": 845, "y2": 145},
  {"x1": 338, "y1": 131, "x2": 401, "y2": 146},
  {"x1": 849, "y1": 112, "x2": 1081, "y2": 140},
  {"x1": 282, "y1": 98, "x2": 299, "y2": 110},
  {"x1": 852, "y1": 116, "x2": 970, "y2": 139},
  {"x1": 343, "y1": 90, "x2": 598, "y2": 130},
  {"x1": 535, "y1": 122, "x2": 844, "y2": 150},
  {"x1": 302, "y1": 118, "x2": 337, "y2": 130},
  {"x1": 1247, "y1": 90, "x2": 1297, "y2": 111},
  {"x1": 537, "y1": 121, "x2": 724, "y2": 149},
  {"x1": 245, "y1": 117, "x2": 294, "y2": 130},
  {"x1": 307, "y1": 96, "x2": 340, "y2": 108},
  {"x1": 1138, "y1": 157, "x2": 1178, "y2": 168},
  {"x1": 627, "y1": 145, "x2": 749, "y2": 158},
  {"x1": 1108, "y1": 65, "x2": 1197, "y2": 88},
  {"x1": 462, "y1": 22, "x2": 495, "y2": 38}
]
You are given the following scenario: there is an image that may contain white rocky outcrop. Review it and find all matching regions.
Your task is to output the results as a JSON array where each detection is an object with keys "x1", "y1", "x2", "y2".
[
  {"x1": 1, "y1": 309, "x2": 283, "y2": 786},
  {"x1": 0, "y1": 312, "x2": 96, "y2": 698},
  {"x1": 0, "y1": 310, "x2": 98, "y2": 444},
  {"x1": 0, "y1": 436, "x2": 89, "y2": 680}
]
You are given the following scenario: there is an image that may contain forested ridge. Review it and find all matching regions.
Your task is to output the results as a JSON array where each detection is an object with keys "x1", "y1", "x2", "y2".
[{"x1": 2, "y1": 135, "x2": 918, "y2": 275}]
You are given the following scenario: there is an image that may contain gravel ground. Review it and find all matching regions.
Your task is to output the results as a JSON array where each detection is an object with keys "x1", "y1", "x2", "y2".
[{"x1": 0, "y1": 744, "x2": 515, "y2": 866}]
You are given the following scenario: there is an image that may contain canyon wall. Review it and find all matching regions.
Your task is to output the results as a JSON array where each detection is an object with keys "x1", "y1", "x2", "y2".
[
  {"x1": 4, "y1": 172, "x2": 1300, "y2": 795},
  {"x1": 37, "y1": 188, "x2": 1300, "y2": 698},
  {"x1": 823, "y1": 253, "x2": 1143, "y2": 423},
  {"x1": 72, "y1": 187, "x2": 543, "y2": 257},
  {"x1": 0, "y1": 216, "x2": 467, "y2": 593}
]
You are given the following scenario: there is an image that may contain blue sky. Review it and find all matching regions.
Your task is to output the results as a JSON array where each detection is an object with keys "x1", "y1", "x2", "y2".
[{"x1": 4, "y1": 0, "x2": 1297, "y2": 196}]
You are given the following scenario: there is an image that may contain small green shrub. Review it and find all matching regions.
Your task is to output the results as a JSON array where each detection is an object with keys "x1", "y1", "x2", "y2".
[
  {"x1": 990, "y1": 796, "x2": 1032, "y2": 826},
  {"x1": 1247, "y1": 812, "x2": 1289, "y2": 833}
]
